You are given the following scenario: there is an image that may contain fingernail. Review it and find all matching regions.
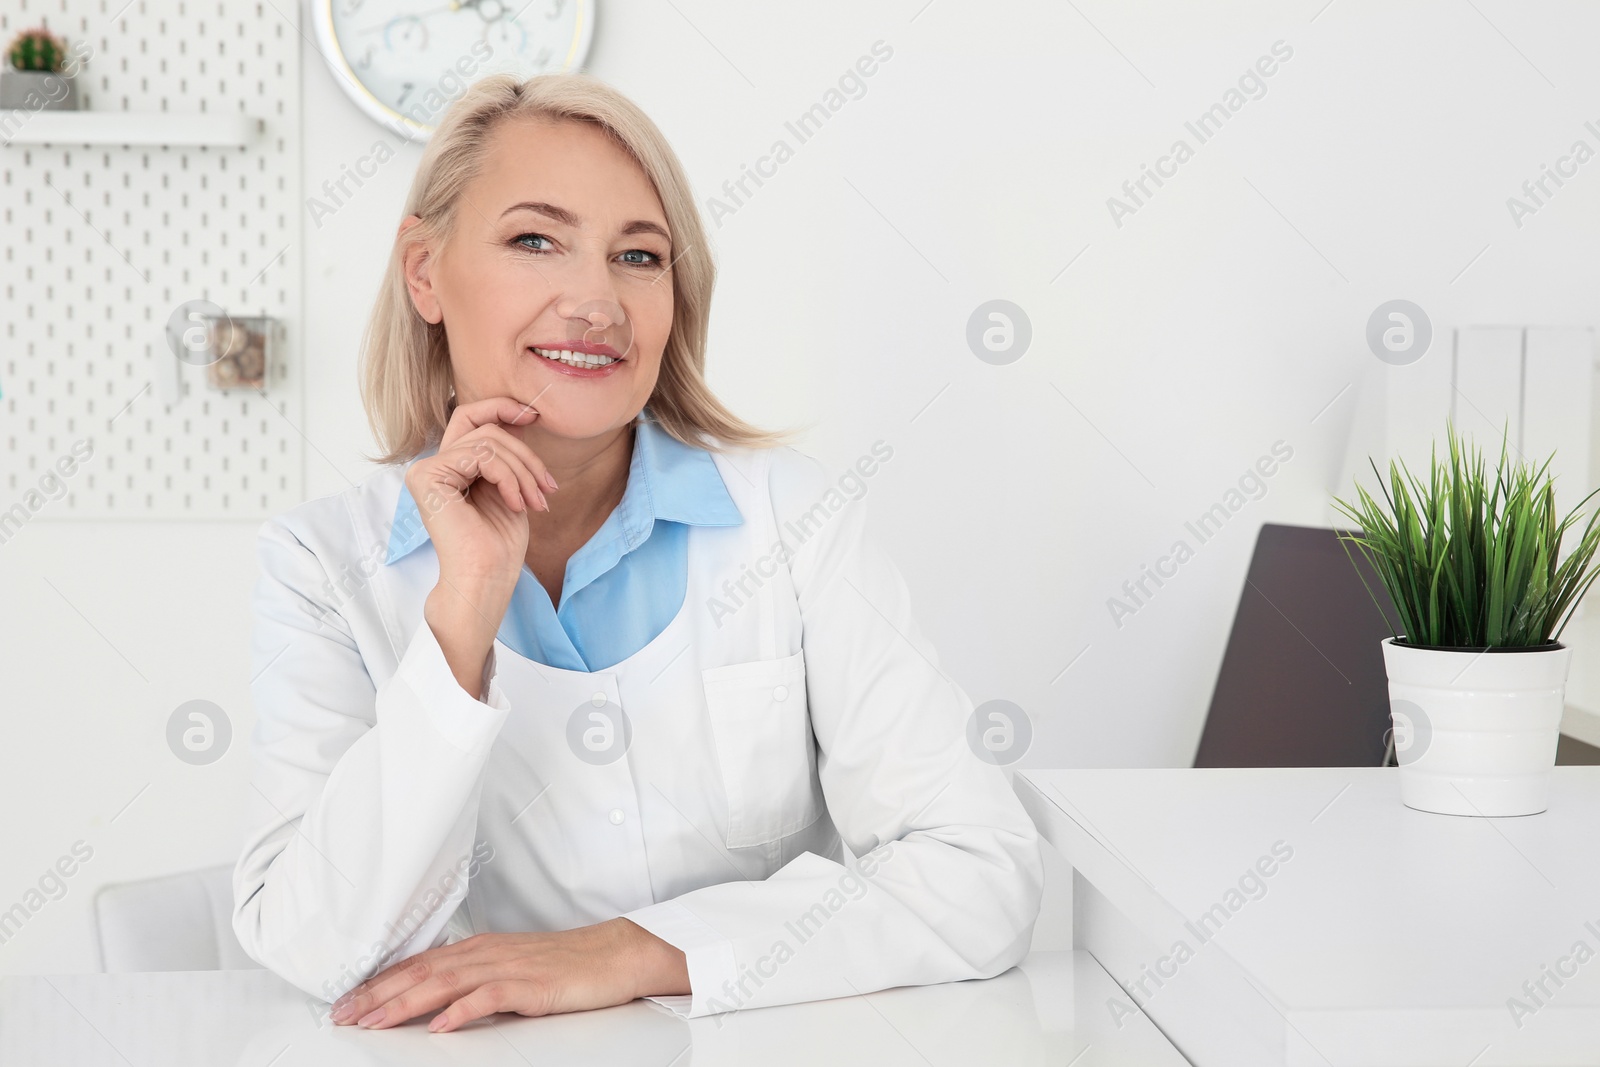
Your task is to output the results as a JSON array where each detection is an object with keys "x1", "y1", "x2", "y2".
[
  {"x1": 547, "y1": 474, "x2": 558, "y2": 489},
  {"x1": 330, "y1": 1001, "x2": 356, "y2": 1023},
  {"x1": 428, "y1": 1015, "x2": 448, "y2": 1032},
  {"x1": 357, "y1": 1007, "x2": 387, "y2": 1028},
  {"x1": 538, "y1": 490, "x2": 549, "y2": 510}
]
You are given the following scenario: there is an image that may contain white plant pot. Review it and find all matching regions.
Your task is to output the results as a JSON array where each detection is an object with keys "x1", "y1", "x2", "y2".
[{"x1": 1381, "y1": 637, "x2": 1570, "y2": 817}]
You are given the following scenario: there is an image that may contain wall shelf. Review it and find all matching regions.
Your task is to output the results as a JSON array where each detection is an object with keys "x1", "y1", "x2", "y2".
[
  {"x1": 1, "y1": 111, "x2": 258, "y2": 147},
  {"x1": 1, "y1": 1, "x2": 301, "y2": 518}
]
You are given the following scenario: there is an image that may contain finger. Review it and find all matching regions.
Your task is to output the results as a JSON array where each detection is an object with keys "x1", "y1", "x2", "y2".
[
  {"x1": 334, "y1": 946, "x2": 483, "y2": 1027},
  {"x1": 334, "y1": 934, "x2": 497, "y2": 1019},
  {"x1": 359, "y1": 965, "x2": 492, "y2": 1030},
  {"x1": 461, "y1": 429, "x2": 549, "y2": 509},
  {"x1": 434, "y1": 436, "x2": 538, "y2": 514},
  {"x1": 430, "y1": 980, "x2": 535, "y2": 1033},
  {"x1": 462, "y1": 423, "x2": 559, "y2": 493},
  {"x1": 331, "y1": 952, "x2": 435, "y2": 1025},
  {"x1": 469, "y1": 450, "x2": 532, "y2": 513},
  {"x1": 439, "y1": 396, "x2": 540, "y2": 450}
]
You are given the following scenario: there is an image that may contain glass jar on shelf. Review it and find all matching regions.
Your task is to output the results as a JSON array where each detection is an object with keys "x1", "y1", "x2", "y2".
[{"x1": 200, "y1": 315, "x2": 274, "y2": 391}]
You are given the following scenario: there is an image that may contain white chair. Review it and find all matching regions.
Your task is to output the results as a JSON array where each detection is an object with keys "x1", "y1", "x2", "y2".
[
  {"x1": 1337, "y1": 325, "x2": 1595, "y2": 519},
  {"x1": 92, "y1": 865, "x2": 262, "y2": 972}
]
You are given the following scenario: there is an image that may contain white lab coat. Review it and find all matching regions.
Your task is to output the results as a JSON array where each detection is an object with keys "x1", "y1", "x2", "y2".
[{"x1": 231, "y1": 437, "x2": 1043, "y2": 1018}]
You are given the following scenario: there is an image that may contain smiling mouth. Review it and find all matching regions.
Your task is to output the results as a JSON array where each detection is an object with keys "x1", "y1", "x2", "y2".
[{"x1": 530, "y1": 345, "x2": 623, "y2": 369}]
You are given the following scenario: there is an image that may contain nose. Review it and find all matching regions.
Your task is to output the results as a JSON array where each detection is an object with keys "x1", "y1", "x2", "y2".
[
  {"x1": 581, "y1": 307, "x2": 616, "y2": 332},
  {"x1": 552, "y1": 244, "x2": 634, "y2": 355},
  {"x1": 555, "y1": 241, "x2": 621, "y2": 315},
  {"x1": 564, "y1": 298, "x2": 633, "y2": 357}
]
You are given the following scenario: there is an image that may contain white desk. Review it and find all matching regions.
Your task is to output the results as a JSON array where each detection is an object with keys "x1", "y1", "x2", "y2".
[
  {"x1": 1015, "y1": 767, "x2": 1600, "y2": 1067},
  {"x1": 0, "y1": 949, "x2": 1189, "y2": 1065}
]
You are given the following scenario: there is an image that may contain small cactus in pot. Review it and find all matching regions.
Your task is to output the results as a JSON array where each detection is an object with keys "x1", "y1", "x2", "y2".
[
  {"x1": 1, "y1": 26, "x2": 80, "y2": 111},
  {"x1": 8, "y1": 26, "x2": 67, "y2": 73}
]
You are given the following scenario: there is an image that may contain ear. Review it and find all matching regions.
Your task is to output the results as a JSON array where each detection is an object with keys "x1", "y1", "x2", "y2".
[{"x1": 399, "y1": 215, "x2": 443, "y2": 325}]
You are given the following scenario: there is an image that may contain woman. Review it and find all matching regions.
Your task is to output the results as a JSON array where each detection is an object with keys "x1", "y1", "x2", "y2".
[{"x1": 231, "y1": 72, "x2": 1042, "y2": 1033}]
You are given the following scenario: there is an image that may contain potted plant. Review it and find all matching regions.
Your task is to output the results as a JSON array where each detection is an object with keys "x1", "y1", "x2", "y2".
[
  {"x1": 0, "y1": 26, "x2": 78, "y2": 111},
  {"x1": 1333, "y1": 423, "x2": 1600, "y2": 817}
]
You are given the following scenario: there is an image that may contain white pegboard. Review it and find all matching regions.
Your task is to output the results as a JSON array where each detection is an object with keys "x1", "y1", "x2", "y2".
[{"x1": 1, "y1": 0, "x2": 304, "y2": 519}]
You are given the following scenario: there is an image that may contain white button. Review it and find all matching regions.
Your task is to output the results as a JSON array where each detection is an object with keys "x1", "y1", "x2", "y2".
[
  {"x1": 773, "y1": 684, "x2": 788, "y2": 702},
  {"x1": 591, "y1": 692, "x2": 607, "y2": 707},
  {"x1": 608, "y1": 808, "x2": 625, "y2": 825}
]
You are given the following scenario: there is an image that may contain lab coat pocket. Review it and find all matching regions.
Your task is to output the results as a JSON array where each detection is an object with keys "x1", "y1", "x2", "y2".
[{"x1": 702, "y1": 649, "x2": 823, "y2": 849}]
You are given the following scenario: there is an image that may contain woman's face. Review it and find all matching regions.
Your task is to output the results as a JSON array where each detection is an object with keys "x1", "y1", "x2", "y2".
[{"x1": 401, "y1": 117, "x2": 675, "y2": 442}]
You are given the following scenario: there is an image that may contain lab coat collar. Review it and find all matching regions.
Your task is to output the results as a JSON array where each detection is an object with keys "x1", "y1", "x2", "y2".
[{"x1": 382, "y1": 407, "x2": 743, "y2": 568}]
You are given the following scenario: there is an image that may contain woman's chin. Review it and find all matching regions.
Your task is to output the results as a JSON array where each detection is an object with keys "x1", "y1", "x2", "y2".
[{"x1": 513, "y1": 399, "x2": 645, "y2": 441}]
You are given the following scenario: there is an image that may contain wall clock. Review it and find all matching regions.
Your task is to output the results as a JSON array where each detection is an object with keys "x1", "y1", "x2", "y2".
[{"x1": 311, "y1": 0, "x2": 595, "y2": 142}]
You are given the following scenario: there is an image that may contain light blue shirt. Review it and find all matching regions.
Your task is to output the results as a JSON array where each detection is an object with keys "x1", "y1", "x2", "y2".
[{"x1": 384, "y1": 409, "x2": 743, "y2": 672}]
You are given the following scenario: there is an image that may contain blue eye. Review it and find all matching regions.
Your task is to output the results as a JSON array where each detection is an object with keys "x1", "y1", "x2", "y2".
[{"x1": 512, "y1": 233, "x2": 662, "y2": 267}]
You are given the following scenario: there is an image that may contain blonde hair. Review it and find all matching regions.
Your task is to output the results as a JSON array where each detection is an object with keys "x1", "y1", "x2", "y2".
[{"x1": 360, "y1": 72, "x2": 795, "y2": 463}]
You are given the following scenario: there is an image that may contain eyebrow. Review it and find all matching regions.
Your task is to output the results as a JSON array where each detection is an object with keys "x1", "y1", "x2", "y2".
[{"x1": 499, "y1": 201, "x2": 670, "y2": 242}]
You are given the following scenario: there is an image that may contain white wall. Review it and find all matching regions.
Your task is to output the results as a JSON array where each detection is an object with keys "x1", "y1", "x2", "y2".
[{"x1": 5, "y1": 0, "x2": 1600, "y2": 974}]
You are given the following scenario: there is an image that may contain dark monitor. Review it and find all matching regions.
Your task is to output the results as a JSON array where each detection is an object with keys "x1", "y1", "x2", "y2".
[{"x1": 1193, "y1": 523, "x2": 1400, "y2": 768}]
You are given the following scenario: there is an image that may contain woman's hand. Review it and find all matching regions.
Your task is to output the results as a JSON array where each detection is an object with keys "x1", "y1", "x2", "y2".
[
  {"x1": 327, "y1": 918, "x2": 690, "y2": 1032},
  {"x1": 408, "y1": 396, "x2": 556, "y2": 585},
  {"x1": 406, "y1": 396, "x2": 558, "y2": 696}
]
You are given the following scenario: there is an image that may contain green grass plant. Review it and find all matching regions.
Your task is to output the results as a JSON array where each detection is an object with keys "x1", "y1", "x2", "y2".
[{"x1": 1333, "y1": 423, "x2": 1600, "y2": 648}]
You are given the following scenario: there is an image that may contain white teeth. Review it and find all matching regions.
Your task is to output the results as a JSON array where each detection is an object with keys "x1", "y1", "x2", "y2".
[{"x1": 532, "y1": 347, "x2": 616, "y2": 368}]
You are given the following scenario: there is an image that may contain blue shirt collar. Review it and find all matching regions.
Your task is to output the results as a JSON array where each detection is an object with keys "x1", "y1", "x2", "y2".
[{"x1": 382, "y1": 408, "x2": 742, "y2": 567}]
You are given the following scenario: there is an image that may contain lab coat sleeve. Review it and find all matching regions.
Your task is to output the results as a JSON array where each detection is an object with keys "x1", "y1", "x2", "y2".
[
  {"x1": 622, "y1": 448, "x2": 1045, "y2": 1018},
  {"x1": 231, "y1": 512, "x2": 511, "y2": 1004}
]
